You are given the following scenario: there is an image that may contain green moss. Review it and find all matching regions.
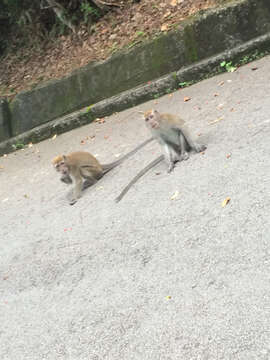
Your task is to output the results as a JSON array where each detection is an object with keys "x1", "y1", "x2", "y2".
[{"x1": 184, "y1": 25, "x2": 198, "y2": 63}]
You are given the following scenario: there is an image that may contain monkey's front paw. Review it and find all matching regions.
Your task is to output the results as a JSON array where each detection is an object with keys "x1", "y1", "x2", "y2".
[
  {"x1": 180, "y1": 152, "x2": 189, "y2": 161},
  {"x1": 196, "y1": 144, "x2": 207, "y2": 153},
  {"x1": 69, "y1": 198, "x2": 77, "y2": 205}
]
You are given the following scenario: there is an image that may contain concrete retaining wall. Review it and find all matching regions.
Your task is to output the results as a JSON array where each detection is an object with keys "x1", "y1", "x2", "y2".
[{"x1": 1, "y1": 0, "x2": 270, "y2": 154}]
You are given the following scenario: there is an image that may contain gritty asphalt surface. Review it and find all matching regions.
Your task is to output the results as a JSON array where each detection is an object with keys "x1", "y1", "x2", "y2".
[{"x1": 0, "y1": 56, "x2": 270, "y2": 360}]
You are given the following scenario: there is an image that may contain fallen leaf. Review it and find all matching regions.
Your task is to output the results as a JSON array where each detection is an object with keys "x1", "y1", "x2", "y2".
[
  {"x1": 155, "y1": 172, "x2": 161, "y2": 175},
  {"x1": 51, "y1": 134, "x2": 57, "y2": 140},
  {"x1": 171, "y1": 190, "x2": 179, "y2": 200},
  {"x1": 197, "y1": 133, "x2": 202, "y2": 137},
  {"x1": 28, "y1": 142, "x2": 33, "y2": 148},
  {"x1": 168, "y1": 94, "x2": 173, "y2": 97},
  {"x1": 23, "y1": 194, "x2": 29, "y2": 198},
  {"x1": 208, "y1": 116, "x2": 224, "y2": 125},
  {"x1": 230, "y1": 108, "x2": 234, "y2": 112},
  {"x1": 170, "y1": 0, "x2": 177, "y2": 6},
  {"x1": 80, "y1": 140, "x2": 85, "y2": 144},
  {"x1": 226, "y1": 153, "x2": 231, "y2": 158},
  {"x1": 214, "y1": 93, "x2": 219, "y2": 97},
  {"x1": 164, "y1": 10, "x2": 171, "y2": 18},
  {"x1": 3, "y1": 154, "x2": 7, "y2": 157},
  {"x1": 227, "y1": 80, "x2": 232, "y2": 83},
  {"x1": 218, "y1": 81, "x2": 224, "y2": 86},
  {"x1": 184, "y1": 96, "x2": 191, "y2": 102},
  {"x1": 251, "y1": 67, "x2": 258, "y2": 71},
  {"x1": 97, "y1": 186, "x2": 104, "y2": 190},
  {"x1": 217, "y1": 104, "x2": 224, "y2": 109},
  {"x1": 222, "y1": 197, "x2": 231, "y2": 207},
  {"x1": 166, "y1": 295, "x2": 172, "y2": 300},
  {"x1": 161, "y1": 24, "x2": 169, "y2": 32},
  {"x1": 104, "y1": 135, "x2": 109, "y2": 139}
]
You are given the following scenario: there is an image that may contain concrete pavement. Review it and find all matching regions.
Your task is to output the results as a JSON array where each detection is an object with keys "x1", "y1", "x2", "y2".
[{"x1": 0, "y1": 56, "x2": 270, "y2": 359}]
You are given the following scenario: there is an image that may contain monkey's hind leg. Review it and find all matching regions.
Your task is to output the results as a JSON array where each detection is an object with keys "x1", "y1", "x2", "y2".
[
  {"x1": 179, "y1": 132, "x2": 189, "y2": 161},
  {"x1": 82, "y1": 178, "x2": 98, "y2": 190},
  {"x1": 80, "y1": 167, "x2": 100, "y2": 191}
]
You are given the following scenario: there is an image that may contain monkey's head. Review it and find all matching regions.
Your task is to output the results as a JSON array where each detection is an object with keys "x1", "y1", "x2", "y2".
[
  {"x1": 52, "y1": 155, "x2": 73, "y2": 184},
  {"x1": 144, "y1": 109, "x2": 160, "y2": 129}
]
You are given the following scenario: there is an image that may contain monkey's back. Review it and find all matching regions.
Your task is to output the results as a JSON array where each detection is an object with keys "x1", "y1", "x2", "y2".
[{"x1": 67, "y1": 151, "x2": 103, "y2": 174}]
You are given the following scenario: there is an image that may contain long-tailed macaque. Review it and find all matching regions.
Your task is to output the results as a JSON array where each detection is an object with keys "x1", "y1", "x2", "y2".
[
  {"x1": 144, "y1": 109, "x2": 206, "y2": 172},
  {"x1": 115, "y1": 109, "x2": 206, "y2": 202},
  {"x1": 52, "y1": 137, "x2": 153, "y2": 205}
]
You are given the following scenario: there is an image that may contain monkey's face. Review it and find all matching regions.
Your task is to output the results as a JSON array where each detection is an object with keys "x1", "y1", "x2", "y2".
[
  {"x1": 55, "y1": 161, "x2": 73, "y2": 185},
  {"x1": 54, "y1": 160, "x2": 69, "y2": 175},
  {"x1": 144, "y1": 110, "x2": 159, "y2": 130}
]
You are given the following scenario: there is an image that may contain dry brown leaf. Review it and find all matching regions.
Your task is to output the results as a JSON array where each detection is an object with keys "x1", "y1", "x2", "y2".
[
  {"x1": 222, "y1": 197, "x2": 231, "y2": 207},
  {"x1": 226, "y1": 153, "x2": 231, "y2": 159},
  {"x1": 164, "y1": 10, "x2": 171, "y2": 18},
  {"x1": 161, "y1": 24, "x2": 169, "y2": 32},
  {"x1": 218, "y1": 81, "x2": 225, "y2": 86},
  {"x1": 51, "y1": 134, "x2": 57, "y2": 140},
  {"x1": 184, "y1": 96, "x2": 191, "y2": 102}
]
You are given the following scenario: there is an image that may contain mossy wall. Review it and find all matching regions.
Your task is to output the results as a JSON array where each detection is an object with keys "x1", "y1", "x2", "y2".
[{"x1": 3, "y1": 0, "x2": 270, "y2": 139}]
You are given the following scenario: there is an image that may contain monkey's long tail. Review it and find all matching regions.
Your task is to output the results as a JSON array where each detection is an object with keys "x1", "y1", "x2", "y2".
[
  {"x1": 102, "y1": 137, "x2": 154, "y2": 174},
  {"x1": 115, "y1": 155, "x2": 164, "y2": 203}
]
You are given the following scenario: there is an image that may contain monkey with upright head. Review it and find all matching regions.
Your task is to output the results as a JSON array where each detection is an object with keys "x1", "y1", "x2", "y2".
[{"x1": 115, "y1": 109, "x2": 206, "y2": 202}]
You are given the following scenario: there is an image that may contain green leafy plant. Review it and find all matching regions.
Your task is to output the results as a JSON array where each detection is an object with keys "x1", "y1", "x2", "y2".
[
  {"x1": 179, "y1": 81, "x2": 194, "y2": 88},
  {"x1": 12, "y1": 142, "x2": 25, "y2": 150},
  {"x1": 220, "y1": 61, "x2": 237, "y2": 72},
  {"x1": 80, "y1": 2, "x2": 100, "y2": 23}
]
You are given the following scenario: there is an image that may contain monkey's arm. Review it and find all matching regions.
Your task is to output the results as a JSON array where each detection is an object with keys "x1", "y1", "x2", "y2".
[{"x1": 115, "y1": 155, "x2": 164, "y2": 203}]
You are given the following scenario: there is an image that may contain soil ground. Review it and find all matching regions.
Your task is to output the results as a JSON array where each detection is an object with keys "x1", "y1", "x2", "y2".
[{"x1": 0, "y1": 0, "x2": 224, "y2": 98}]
